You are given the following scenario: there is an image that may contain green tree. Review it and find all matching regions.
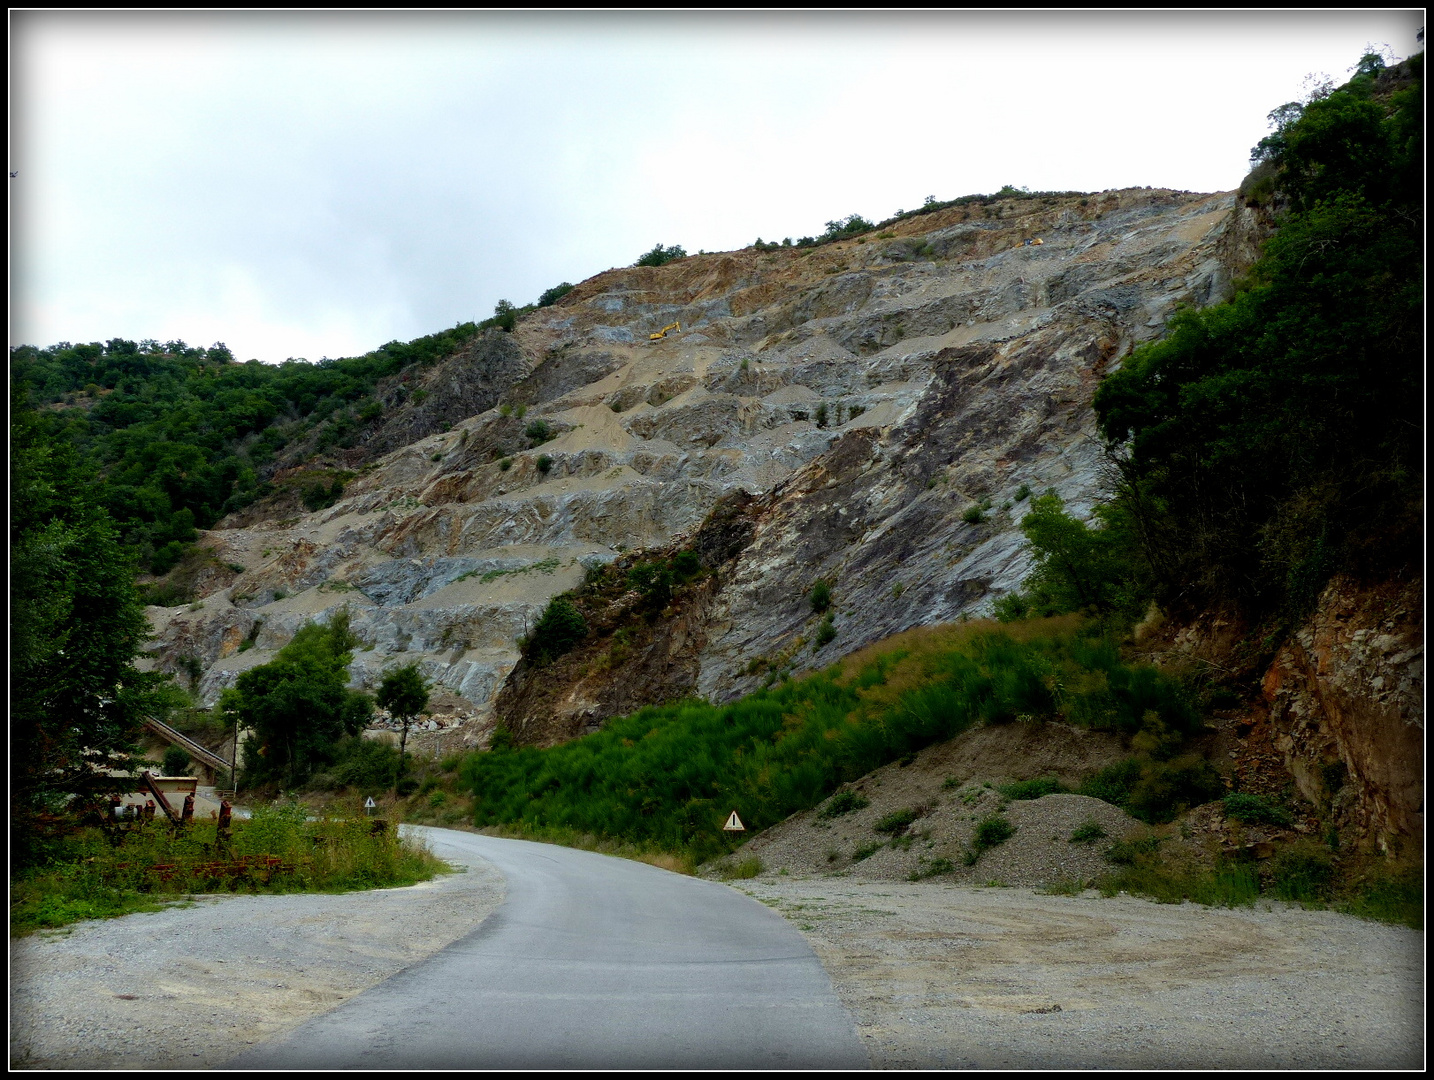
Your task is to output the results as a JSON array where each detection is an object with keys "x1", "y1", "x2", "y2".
[
  {"x1": 1093, "y1": 54, "x2": 1421, "y2": 622},
  {"x1": 995, "y1": 493, "x2": 1144, "y2": 622},
  {"x1": 11, "y1": 391, "x2": 184, "y2": 863},
  {"x1": 220, "y1": 611, "x2": 373, "y2": 789},
  {"x1": 527, "y1": 595, "x2": 587, "y2": 665},
  {"x1": 635, "y1": 244, "x2": 687, "y2": 267},
  {"x1": 376, "y1": 663, "x2": 431, "y2": 785}
]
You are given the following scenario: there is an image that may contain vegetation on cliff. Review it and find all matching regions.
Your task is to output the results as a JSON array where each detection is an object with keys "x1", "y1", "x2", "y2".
[
  {"x1": 1093, "y1": 53, "x2": 1422, "y2": 625},
  {"x1": 462, "y1": 620, "x2": 1197, "y2": 864}
]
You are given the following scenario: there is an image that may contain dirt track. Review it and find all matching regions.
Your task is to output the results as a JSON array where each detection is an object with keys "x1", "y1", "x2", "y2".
[{"x1": 738, "y1": 877, "x2": 1424, "y2": 1069}]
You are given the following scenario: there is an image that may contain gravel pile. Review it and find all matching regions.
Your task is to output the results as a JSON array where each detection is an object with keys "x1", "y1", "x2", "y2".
[{"x1": 735, "y1": 876, "x2": 1424, "y2": 1069}]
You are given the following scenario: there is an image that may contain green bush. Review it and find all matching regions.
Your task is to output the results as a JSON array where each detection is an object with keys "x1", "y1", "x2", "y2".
[
  {"x1": 817, "y1": 790, "x2": 869, "y2": 819},
  {"x1": 809, "y1": 579, "x2": 832, "y2": 614},
  {"x1": 627, "y1": 561, "x2": 675, "y2": 608},
  {"x1": 998, "y1": 777, "x2": 1066, "y2": 800},
  {"x1": 395, "y1": 777, "x2": 420, "y2": 797},
  {"x1": 962, "y1": 505, "x2": 985, "y2": 525},
  {"x1": 535, "y1": 455, "x2": 553, "y2": 474},
  {"x1": 635, "y1": 244, "x2": 687, "y2": 267},
  {"x1": 814, "y1": 615, "x2": 836, "y2": 650},
  {"x1": 161, "y1": 746, "x2": 192, "y2": 776},
  {"x1": 973, "y1": 814, "x2": 1015, "y2": 849},
  {"x1": 537, "y1": 283, "x2": 575, "y2": 307},
  {"x1": 874, "y1": 808, "x2": 919, "y2": 835},
  {"x1": 721, "y1": 855, "x2": 763, "y2": 880},
  {"x1": 1270, "y1": 841, "x2": 1333, "y2": 901},
  {"x1": 528, "y1": 596, "x2": 587, "y2": 665},
  {"x1": 1069, "y1": 821, "x2": 1107, "y2": 844},
  {"x1": 499, "y1": 457, "x2": 513, "y2": 472},
  {"x1": 671, "y1": 550, "x2": 702, "y2": 582},
  {"x1": 1078, "y1": 755, "x2": 1222, "y2": 824},
  {"x1": 1339, "y1": 864, "x2": 1422, "y2": 929},
  {"x1": 330, "y1": 736, "x2": 404, "y2": 791},
  {"x1": 1222, "y1": 792, "x2": 1293, "y2": 826},
  {"x1": 525, "y1": 419, "x2": 552, "y2": 445}
]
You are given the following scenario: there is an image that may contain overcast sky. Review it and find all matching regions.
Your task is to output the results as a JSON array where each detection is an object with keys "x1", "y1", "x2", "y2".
[{"x1": 10, "y1": 10, "x2": 1423, "y2": 364}]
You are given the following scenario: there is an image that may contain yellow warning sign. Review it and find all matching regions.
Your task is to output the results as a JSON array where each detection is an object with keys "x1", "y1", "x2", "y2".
[{"x1": 723, "y1": 811, "x2": 745, "y2": 832}]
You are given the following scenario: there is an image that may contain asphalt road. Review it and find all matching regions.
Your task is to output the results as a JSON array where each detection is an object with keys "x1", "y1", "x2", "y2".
[{"x1": 228, "y1": 829, "x2": 869, "y2": 1069}]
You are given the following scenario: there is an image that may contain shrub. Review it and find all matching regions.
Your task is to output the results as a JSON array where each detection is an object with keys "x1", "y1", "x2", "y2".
[
  {"x1": 635, "y1": 244, "x2": 687, "y2": 267},
  {"x1": 815, "y1": 403, "x2": 829, "y2": 429},
  {"x1": 721, "y1": 855, "x2": 763, "y2": 879},
  {"x1": 1015, "y1": 483, "x2": 1032, "y2": 501},
  {"x1": 671, "y1": 550, "x2": 702, "y2": 582},
  {"x1": 396, "y1": 777, "x2": 420, "y2": 797},
  {"x1": 962, "y1": 505, "x2": 986, "y2": 525},
  {"x1": 528, "y1": 596, "x2": 587, "y2": 665},
  {"x1": 525, "y1": 419, "x2": 552, "y2": 445},
  {"x1": 329, "y1": 736, "x2": 405, "y2": 791},
  {"x1": 874, "y1": 808, "x2": 919, "y2": 835},
  {"x1": 535, "y1": 455, "x2": 553, "y2": 474},
  {"x1": 910, "y1": 858, "x2": 955, "y2": 880},
  {"x1": 537, "y1": 282, "x2": 575, "y2": 307},
  {"x1": 1222, "y1": 792, "x2": 1293, "y2": 826},
  {"x1": 814, "y1": 615, "x2": 836, "y2": 650},
  {"x1": 627, "y1": 561, "x2": 675, "y2": 608},
  {"x1": 1339, "y1": 865, "x2": 1423, "y2": 929},
  {"x1": 852, "y1": 842, "x2": 883, "y2": 862},
  {"x1": 1069, "y1": 821, "x2": 1107, "y2": 844},
  {"x1": 499, "y1": 458, "x2": 513, "y2": 472},
  {"x1": 161, "y1": 746, "x2": 192, "y2": 776},
  {"x1": 973, "y1": 814, "x2": 1015, "y2": 849},
  {"x1": 998, "y1": 777, "x2": 1067, "y2": 800},
  {"x1": 809, "y1": 579, "x2": 832, "y2": 614},
  {"x1": 817, "y1": 790, "x2": 869, "y2": 819},
  {"x1": 1270, "y1": 841, "x2": 1333, "y2": 901}
]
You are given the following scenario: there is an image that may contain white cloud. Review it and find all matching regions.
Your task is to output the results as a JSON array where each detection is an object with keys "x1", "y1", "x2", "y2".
[{"x1": 11, "y1": 11, "x2": 1423, "y2": 362}]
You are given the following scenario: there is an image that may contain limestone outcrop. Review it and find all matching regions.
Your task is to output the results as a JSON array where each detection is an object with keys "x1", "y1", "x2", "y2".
[{"x1": 142, "y1": 188, "x2": 1264, "y2": 744}]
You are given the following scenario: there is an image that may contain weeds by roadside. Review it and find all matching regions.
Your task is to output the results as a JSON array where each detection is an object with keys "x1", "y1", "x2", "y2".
[{"x1": 10, "y1": 801, "x2": 447, "y2": 937}]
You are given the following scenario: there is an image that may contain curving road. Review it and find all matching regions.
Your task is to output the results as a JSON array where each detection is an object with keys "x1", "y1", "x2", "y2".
[{"x1": 228, "y1": 828, "x2": 869, "y2": 1069}]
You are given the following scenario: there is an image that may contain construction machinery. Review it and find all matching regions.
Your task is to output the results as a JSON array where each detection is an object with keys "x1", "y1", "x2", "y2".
[
  {"x1": 1016, "y1": 237, "x2": 1044, "y2": 248},
  {"x1": 649, "y1": 321, "x2": 681, "y2": 341}
]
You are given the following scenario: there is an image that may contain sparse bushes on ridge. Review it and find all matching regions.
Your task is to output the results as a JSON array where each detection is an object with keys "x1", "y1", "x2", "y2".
[
  {"x1": 538, "y1": 282, "x2": 575, "y2": 307},
  {"x1": 635, "y1": 244, "x2": 687, "y2": 267}
]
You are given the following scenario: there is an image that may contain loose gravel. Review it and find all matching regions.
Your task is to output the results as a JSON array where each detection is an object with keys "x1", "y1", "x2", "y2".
[
  {"x1": 737, "y1": 876, "x2": 1424, "y2": 1070},
  {"x1": 9, "y1": 829, "x2": 504, "y2": 1070}
]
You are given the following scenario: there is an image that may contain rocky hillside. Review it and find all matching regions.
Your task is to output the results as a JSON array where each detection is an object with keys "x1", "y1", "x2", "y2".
[{"x1": 142, "y1": 187, "x2": 1263, "y2": 740}]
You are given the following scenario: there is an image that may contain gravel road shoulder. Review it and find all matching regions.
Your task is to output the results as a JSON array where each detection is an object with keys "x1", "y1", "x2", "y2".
[
  {"x1": 10, "y1": 829, "x2": 504, "y2": 1070},
  {"x1": 736, "y1": 876, "x2": 1423, "y2": 1070}
]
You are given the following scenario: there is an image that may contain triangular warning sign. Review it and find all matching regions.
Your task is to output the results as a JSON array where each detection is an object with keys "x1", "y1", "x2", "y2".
[
  {"x1": 723, "y1": 811, "x2": 745, "y2": 832},
  {"x1": 364, "y1": 797, "x2": 377, "y2": 808}
]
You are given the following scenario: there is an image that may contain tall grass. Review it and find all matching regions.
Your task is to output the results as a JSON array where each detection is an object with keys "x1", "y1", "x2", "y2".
[
  {"x1": 460, "y1": 619, "x2": 1195, "y2": 864},
  {"x1": 11, "y1": 802, "x2": 447, "y2": 936}
]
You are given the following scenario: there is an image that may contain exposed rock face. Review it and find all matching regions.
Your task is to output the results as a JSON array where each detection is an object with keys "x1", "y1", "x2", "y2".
[
  {"x1": 1260, "y1": 576, "x2": 1423, "y2": 854},
  {"x1": 144, "y1": 188, "x2": 1265, "y2": 741}
]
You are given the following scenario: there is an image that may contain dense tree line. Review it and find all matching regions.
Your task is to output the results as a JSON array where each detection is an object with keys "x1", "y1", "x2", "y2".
[
  {"x1": 10, "y1": 324, "x2": 483, "y2": 572},
  {"x1": 1007, "y1": 52, "x2": 1422, "y2": 630}
]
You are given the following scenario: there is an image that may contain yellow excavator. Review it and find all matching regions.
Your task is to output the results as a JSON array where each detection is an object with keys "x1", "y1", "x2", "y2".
[
  {"x1": 1015, "y1": 237, "x2": 1044, "y2": 249},
  {"x1": 649, "y1": 321, "x2": 681, "y2": 341}
]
